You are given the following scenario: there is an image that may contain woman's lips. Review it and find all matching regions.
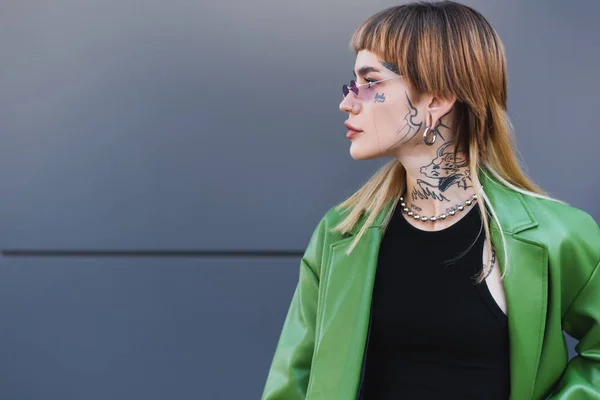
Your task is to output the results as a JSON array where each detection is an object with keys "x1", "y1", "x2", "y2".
[
  {"x1": 344, "y1": 121, "x2": 363, "y2": 139},
  {"x1": 346, "y1": 129, "x2": 363, "y2": 139}
]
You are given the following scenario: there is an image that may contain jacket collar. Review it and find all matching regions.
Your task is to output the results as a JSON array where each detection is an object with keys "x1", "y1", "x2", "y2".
[{"x1": 478, "y1": 171, "x2": 539, "y2": 234}]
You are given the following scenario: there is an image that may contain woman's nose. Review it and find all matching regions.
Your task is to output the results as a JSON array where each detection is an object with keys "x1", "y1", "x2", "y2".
[{"x1": 339, "y1": 95, "x2": 359, "y2": 114}]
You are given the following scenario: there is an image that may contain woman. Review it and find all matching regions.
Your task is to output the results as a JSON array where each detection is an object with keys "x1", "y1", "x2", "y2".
[{"x1": 262, "y1": 2, "x2": 600, "y2": 399}]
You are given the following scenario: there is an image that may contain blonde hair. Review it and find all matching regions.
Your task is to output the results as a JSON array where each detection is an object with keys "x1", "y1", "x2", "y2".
[{"x1": 332, "y1": 1, "x2": 556, "y2": 282}]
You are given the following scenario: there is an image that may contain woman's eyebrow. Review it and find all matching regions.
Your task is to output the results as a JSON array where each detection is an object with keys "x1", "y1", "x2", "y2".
[{"x1": 353, "y1": 66, "x2": 382, "y2": 78}]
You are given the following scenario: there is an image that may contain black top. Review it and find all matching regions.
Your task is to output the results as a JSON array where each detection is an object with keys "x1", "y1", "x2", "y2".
[{"x1": 361, "y1": 203, "x2": 510, "y2": 399}]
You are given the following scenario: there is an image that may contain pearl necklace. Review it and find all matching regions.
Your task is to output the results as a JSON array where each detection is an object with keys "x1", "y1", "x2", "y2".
[{"x1": 399, "y1": 193, "x2": 478, "y2": 222}]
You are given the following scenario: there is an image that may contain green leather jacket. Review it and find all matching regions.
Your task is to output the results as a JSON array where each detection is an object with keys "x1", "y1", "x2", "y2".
[{"x1": 262, "y1": 175, "x2": 600, "y2": 400}]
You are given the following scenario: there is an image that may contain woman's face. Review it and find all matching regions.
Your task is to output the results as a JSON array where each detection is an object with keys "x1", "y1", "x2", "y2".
[{"x1": 339, "y1": 50, "x2": 429, "y2": 160}]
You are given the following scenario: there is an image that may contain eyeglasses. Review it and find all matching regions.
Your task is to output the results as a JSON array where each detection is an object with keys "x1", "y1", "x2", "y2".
[{"x1": 342, "y1": 76, "x2": 403, "y2": 99}]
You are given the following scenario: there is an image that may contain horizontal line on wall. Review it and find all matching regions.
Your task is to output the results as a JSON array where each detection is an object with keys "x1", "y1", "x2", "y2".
[{"x1": 0, "y1": 250, "x2": 304, "y2": 258}]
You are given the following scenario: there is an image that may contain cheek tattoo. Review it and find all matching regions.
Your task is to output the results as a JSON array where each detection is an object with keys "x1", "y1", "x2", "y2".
[
  {"x1": 385, "y1": 92, "x2": 423, "y2": 150},
  {"x1": 374, "y1": 93, "x2": 386, "y2": 103}
]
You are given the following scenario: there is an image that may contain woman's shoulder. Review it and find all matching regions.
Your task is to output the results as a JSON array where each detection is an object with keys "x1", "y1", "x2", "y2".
[
  {"x1": 301, "y1": 203, "x2": 352, "y2": 271},
  {"x1": 521, "y1": 194, "x2": 598, "y2": 239},
  {"x1": 519, "y1": 193, "x2": 599, "y2": 267},
  {"x1": 314, "y1": 202, "x2": 353, "y2": 243}
]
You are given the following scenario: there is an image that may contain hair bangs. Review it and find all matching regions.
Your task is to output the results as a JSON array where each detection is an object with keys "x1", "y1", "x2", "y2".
[{"x1": 349, "y1": 4, "x2": 451, "y2": 96}]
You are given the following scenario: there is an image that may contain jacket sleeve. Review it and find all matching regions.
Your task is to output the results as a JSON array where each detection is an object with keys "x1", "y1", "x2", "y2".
[
  {"x1": 549, "y1": 259, "x2": 600, "y2": 399},
  {"x1": 261, "y1": 217, "x2": 328, "y2": 400}
]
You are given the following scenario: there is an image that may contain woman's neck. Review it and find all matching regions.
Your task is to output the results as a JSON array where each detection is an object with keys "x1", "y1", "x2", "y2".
[
  {"x1": 403, "y1": 165, "x2": 476, "y2": 218},
  {"x1": 396, "y1": 120, "x2": 476, "y2": 224}
]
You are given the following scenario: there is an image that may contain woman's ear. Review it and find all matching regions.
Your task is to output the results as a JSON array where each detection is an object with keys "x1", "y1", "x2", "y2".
[{"x1": 426, "y1": 95, "x2": 457, "y2": 130}]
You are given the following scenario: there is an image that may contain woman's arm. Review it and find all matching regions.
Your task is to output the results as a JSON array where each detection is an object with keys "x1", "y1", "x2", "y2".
[
  {"x1": 548, "y1": 259, "x2": 600, "y2": 399},
  {"x1": 261, "y1": 217, "x2": 328, "y2": 400}
]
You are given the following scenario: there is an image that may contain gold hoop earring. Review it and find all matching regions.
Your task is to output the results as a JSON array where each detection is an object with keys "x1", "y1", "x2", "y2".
[{"x1": 423, "y1": 125, "x2": 436, "y2": 145}]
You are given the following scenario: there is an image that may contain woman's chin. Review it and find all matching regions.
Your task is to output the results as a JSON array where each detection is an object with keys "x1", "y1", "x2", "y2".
[{"x1": 349, "y1": 143, "x2": 379, "y2": 160}]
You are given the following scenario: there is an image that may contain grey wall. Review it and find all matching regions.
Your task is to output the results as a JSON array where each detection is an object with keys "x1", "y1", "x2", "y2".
[{"x1": 0, "y1": 0, "x2": 598, "y2": 398}]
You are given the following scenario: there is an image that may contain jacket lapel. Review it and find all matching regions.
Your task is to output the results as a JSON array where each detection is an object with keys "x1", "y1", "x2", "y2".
[
  {"x1": 495, "y1": 233, "x2": 548, "y2": 399},
  {"x1": 310, "y1": 174, "x2": 548, "y2": 400},
  {"x1": 308, "y1": 226, "x2": 384, "y2": 399},
  {"x1": 481, "y1": 174, "x2": 549, "y2": 400}
]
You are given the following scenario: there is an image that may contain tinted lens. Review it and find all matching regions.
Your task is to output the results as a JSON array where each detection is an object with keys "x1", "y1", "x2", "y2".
[
  {"x1": 342, "y1": 84, "x2": 349, "y2": 97},
  {"x1": 349, "y1": 80, "x2": 358, "y2": 95}
]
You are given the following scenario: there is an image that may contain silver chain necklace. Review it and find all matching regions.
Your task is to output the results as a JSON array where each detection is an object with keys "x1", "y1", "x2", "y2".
[
  {"x1": 399, "y1": 192, "x2": 496, "y2": 278},
  {"x1": 399, "y1": 193, "x2": 478, "y2": 222}
]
